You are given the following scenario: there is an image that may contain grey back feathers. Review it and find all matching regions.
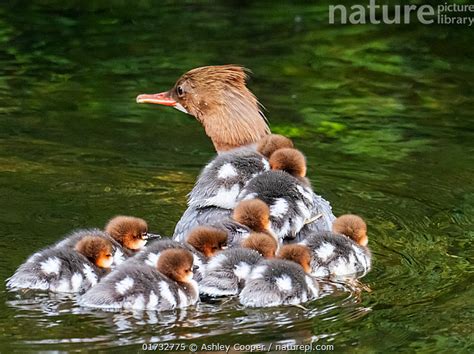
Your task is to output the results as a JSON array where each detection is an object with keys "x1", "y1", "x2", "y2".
[
  {"x1": 238, "y1": 170, "x2": 314, "y2": 242},
  {"x1": 173, "y1": 148, "x2": 269, "y2": 241},
  {"x1": 121, "y1": 239, "x2": 206, "y2": 282},
  {"x1": 300, "y1": 232, "x2": 371, "y2": 277},
  {"x1": 54, "y1": 228, "x2": 129, "y2": 264},
  {"x1": 188, "y1": 147, "x2": 270, "y2": 209},
  {"x1": 79, "y1": 262, "x2": 198, "y2": 311},
  {"x1": 6, "y1": 246, "x2": 107, "y2": 294},
  {"x1": 239, "y1": 259, "x2": 319, "y2": 307},
  {"x1": 199, "y1": 248, "x2": 262, "y2": 297}
]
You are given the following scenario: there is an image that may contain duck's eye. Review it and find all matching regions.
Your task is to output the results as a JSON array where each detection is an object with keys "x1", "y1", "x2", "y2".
[{"x1": 176, "y1": 86, "x2": 184, "y2": 97}]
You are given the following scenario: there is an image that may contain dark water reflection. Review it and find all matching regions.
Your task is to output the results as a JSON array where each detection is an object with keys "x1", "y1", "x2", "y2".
[{"x1": 0, "y1": 1, "x2": 472, "y2": 352}]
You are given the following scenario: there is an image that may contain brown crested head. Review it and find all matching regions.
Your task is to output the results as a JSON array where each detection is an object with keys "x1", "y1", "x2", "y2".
[
  {"x1": 104, "y1": 216, "x2": 148, "y2": 251},
  {"x1": 136, "y1": 65, "x2": 270, "y2": 152},
  {"x1": 269, "y1": 148, "x2": 307, "y2": 178},
  {"x1": 232, "y1": 199, "x2": 270, "y2": 233},
  {"x1": 277, "y1": 244, "x2": 312, "y2": 273},
  {"x1": 157, "y1": 248, "x2": 194, "y2": 283},
  {"x1": 257, "y1": 134, "x2": 294, "y2": 158},
  {"x1": 241, "y1": 232, "x2": 278, "y2": 258},
  {"x1": 332, "y1": 214, "x2": 368, "y2": 246},
  {"x1": 75, "y1": 236, "x2": 114, "y2": 269},
  {"x1": 186, "y1": 226, "x2": 228, "y2": 258}
]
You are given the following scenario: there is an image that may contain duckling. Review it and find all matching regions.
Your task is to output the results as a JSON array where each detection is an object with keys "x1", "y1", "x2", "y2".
[
  {"x1": 238, "y1": 146, "x2": 336, "y2": 243},
  {"x1": 211, "y1": 198, "x2": 275, "y2": 247},
  {"x1": 54, "y1": 216, "x2": 160, "y2": 265},
  {"x1": 79, "y1": 248, "x2": 198, "y2": 311},
  {"x1": 299, "y1": 214, "x2": 371, "y2": 277},
  {"x1": 199, "y1": 232, "x2": 278, "y2": 297},
  {"x1": 130, "y1": 226, "x2": 227, "y2": 282},
  {"x1": 269, "y1": 148, "x2": 308, "y2": 183},
  {"x1": 6, "y1": 234, "x2": 114, "y2": 293},
  {"x1": 172, "y1": 135, "x2": 296, "y2": 243},
  {"x1": 104, "y1": 215, "x2": 161, "y2": 255},
  {"x1": 172, "y1": 147, "x2": 270, "y2": 242},
  {"x1": 257, "y1": 134, "x2": 294, "y2": 158},
  {"x1": 241, "y1": 232, "x2": 278, "y2": 259},
  {"x1": 239, "y1": 244, "x2": 320, "y2": 307}
]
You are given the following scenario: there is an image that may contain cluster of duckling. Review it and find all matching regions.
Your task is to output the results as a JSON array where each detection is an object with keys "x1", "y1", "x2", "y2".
[{"x1": 7, "y1": 134, "x2": 371, "y2": 310}]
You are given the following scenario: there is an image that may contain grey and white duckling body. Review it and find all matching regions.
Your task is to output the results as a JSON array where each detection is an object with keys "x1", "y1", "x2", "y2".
[
  {"x1": 299, "y1": 214, "x2": 371, "y2": 278},
  {"x1": 173, "y1": 147, "x2": 270, "y2": 242},
  {"x1": 199, "y1": 232, "x2": 278, "y2": 297},
  {"x1": 127, "y1": 226, "x2": 228, "y2": 282},
  {"x1": 54, "y1": 216, "x2": 160, "y2": 265},
  {"x1": 238, "y1": 147, "x2": 335, "y2": 244},
  {"x1": 79, "y1": 248, "x2": 198, "y2": 311},
  {"x1": 7, "y1": 235, "x2": 114, "y2": 293},
  {"x1": 172, "y1": 135, "x2": 294, "y2": 243},
  {"x1": 239, "y1": 244, "x2": 320, "y2": 308},
  {"x1": 210, "y1": 198, "x2": 276, "y2": 247}
]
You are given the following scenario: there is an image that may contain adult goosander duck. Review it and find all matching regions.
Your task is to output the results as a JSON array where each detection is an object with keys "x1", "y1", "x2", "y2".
[
  {"x1": 54, "y1": 215, "x2": 160, "y2": 264},
  {"x1": 199, "y1": 232, "x2": 278, "y2": 297},
  {"x1": 137, "y1": 65, "x2": 270, "y2": 152},
  {"x1": 79, "y1": 248, "x2": 198, "y2": 311},
  {"x1": 7, "y1": 234, "x2": 114, "y2": 293},
  {"x1": 136, "y1": 65, "x2": 335, "y2": 237},
  {"x1": 172, "y1": 134, "x2": 291, "y2": 242},
  {"x1": 299, "y1": 214, "x2": 371, "y2": 277},
  {"x1": 239, "y1": 244, "x2": 320, "y2": 308}
]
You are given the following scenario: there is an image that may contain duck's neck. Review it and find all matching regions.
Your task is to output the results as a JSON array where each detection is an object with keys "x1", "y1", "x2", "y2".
[{"x1": 199, "y1": 89, "x2": 271, "y2": 152}]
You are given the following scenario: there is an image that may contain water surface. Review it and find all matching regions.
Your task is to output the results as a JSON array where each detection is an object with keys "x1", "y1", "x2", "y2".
[{"x1": 0, "y1": 1, "x2": 473, "y2": 353}]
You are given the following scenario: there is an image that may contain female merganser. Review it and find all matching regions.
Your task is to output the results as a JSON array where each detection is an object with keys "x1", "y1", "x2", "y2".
[
  {"x1": 54, "y1": 215, "x2": 160, "y2": 264},
  {"x1": 299, "y1": 214, "x2": 371, "y2": 277},
  {"x1": 239, "y1": 244, "x2": 320, "y2": 308},
  {"x1": 199, "y1": 232, "x2": 278, "y2": 297},
  {"x1": 7, "y1": 234, "x2": 114, "y2": 293},
  {"x1": 136, "y1": 65, "x2": 335, "y2": 237},
  {"x1": 79, "y1": 248, "x2": 198, "y2": 311},
  {"x1": 137, "y1": 65, "x2": 270, "y2": 152}
]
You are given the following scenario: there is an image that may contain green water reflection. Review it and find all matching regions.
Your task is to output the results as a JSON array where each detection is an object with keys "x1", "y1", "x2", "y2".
[{"x1": 0, "y1": 1, "x2": 472, "y2": 352}]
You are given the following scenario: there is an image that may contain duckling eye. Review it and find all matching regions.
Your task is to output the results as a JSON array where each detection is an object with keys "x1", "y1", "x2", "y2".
[{"x1": 176, "y1": 86, "x2": 185, "y2": 97}]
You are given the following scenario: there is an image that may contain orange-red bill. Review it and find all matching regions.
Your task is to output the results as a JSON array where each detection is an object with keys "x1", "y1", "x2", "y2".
[{"x1": 136, "y1": 91, "x2": 176, "y2": 106}]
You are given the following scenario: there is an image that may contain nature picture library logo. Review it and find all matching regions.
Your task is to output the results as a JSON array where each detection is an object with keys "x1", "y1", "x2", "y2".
[{"x1": 329, "y1": 0, "x2": 474, "y2": 26}]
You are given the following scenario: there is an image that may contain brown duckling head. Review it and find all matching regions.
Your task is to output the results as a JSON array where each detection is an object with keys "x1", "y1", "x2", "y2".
[
  {"x1": 186, "y1": 226, "x2": 228, "y2": 258},
  {"x1": 104, "y1": 216, "x2": 149, "y2": 251},
  {"x1": 241, "y1": 232, "x2": 278, "y2": 259},
  {"x1": 277, "y1": 244, "x2": 312, "y2": 273},
  {"x1": 332, "y1": 214, "x2": 368, "y2": 246},
  {"x1": 257, "y1": 134, "x2": 294, "y2": 158},
  {"x1": 232, "y1": 198, "x2": 271, "y2": 233},
  {"x1": 157, "y1": 248, "x2": 194, "y2": 283},
  {"x1": 75, "y1": 236, "x2": 114, "y2": 269}
]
